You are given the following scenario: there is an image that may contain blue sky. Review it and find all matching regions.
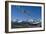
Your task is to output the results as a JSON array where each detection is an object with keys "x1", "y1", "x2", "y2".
[{"x1": 11, "y1": 5, "x2": 41, "y2": 21}]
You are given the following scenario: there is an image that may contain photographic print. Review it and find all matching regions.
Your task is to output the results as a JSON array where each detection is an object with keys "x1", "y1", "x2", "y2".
[
  {"x1": 11, "y1": 5, "x2": 41, "y2": 28},
  {"x1": 5, "y1": 1, "x2": 45, "y2": 33}
]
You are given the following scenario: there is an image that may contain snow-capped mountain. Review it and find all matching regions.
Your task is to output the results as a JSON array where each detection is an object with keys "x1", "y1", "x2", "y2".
[{"x1": 12, "y1": 19, "x2": 41, "y2": 24}]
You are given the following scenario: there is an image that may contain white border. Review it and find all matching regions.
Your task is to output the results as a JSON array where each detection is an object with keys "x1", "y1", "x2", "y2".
[{"x1": 8, "y1": 2, "x2": 44, "y2": 32}]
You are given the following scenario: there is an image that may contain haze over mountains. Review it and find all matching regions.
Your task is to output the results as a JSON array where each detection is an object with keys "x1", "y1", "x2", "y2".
[
  {"x1": 12, "y1": 18, "x2": 41, "y2": 24},
  {"x1": 11, "y1": 19, "x2": 41, "y2": 28}
]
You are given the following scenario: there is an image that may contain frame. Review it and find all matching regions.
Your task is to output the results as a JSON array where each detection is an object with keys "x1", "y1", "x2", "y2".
[{"x1": 5, "y1": 1, "x2": 45, "y2": 33}]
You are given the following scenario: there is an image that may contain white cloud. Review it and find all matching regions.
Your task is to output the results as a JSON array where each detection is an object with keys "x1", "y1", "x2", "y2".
[
  {"x1": 18, "y1": 20, "x2": 22, "y2": 22},
  {"x1": 28, "y1": 19, "x2": 34, "y2": 22},
  {"x1": 12, "y1": 19, "x2": 16, "y2": 22}
]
